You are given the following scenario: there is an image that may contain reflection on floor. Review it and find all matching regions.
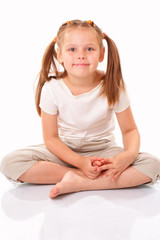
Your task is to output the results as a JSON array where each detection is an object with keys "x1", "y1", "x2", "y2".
[{"x1": 0, "y1": 173, "x2": 160, "y2": 240}]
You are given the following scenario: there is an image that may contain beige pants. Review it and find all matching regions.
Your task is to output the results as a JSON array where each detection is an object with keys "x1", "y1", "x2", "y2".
[{"x1": 1, "y1": 139, "x2": 160, "y2": 184}]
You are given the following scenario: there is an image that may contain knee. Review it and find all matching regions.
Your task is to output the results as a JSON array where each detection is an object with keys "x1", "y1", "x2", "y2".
[
  {"x1": 0, "y1": 152, "x2": 17, "y2": 181},
  {"x1": 137, "y1": 152, "x2": 160, "y2": 183}
]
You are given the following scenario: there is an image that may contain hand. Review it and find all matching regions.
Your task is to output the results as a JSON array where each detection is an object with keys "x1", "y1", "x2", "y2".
[
  {"x1": 97, "y1": 152, "x2": 134, "y2": 181},
  {"x1": 79, "y1": 156, "x2": 104, "y2": 179}
]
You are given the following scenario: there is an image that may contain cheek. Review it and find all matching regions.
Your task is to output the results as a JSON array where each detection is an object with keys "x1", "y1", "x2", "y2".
[
  {"x1": 62, "y1": 56, "x2": 73, "y2": 69},
  {"x1": 90, "y1": 53, "x2": 101, "y2": 65},
  {"x1": 64, "y1": 54, "x2": 73, "y2": 64}
]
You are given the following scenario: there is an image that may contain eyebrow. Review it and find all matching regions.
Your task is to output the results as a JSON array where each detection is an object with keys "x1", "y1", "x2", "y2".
[{"x1": 65, "y1": 43, "x2": 97, "y2": 47}]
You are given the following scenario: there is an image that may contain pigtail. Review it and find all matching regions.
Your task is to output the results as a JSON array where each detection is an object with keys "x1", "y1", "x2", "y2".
[
  {"x1": 102, "y1": 34, "x2": 125, "y2": 106},
  {"x1": 35, "y1": 40, "x2": 66, "y2": 116}
]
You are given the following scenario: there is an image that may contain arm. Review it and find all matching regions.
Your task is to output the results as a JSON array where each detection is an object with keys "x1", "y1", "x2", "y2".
[
  {"x1": 41, "y1": 110, "x2": 102, "y2": 178},
  {"x1": 41, "y1": 110, "x2": 82, "y2": 167},
  {"x1": 98, "y1": 106, "x2": 140, "y2": 180},
  {"x1": 116, "y1": 106, "x2": 140, "y2": 162}
]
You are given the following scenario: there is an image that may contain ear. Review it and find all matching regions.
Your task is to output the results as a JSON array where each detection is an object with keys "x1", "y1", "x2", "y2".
[
  {"x1": 57, "y1": 48, "x2": 63, "y2": 63},
  {"x1": 99, "y1": 47, "x2": 105, "y2": 62}
]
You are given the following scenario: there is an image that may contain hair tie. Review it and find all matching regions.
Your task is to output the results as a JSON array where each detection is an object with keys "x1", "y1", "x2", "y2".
[
  {"x1": 103, "y1": 32, "x2": 108, "y2": 39},
  {"x1": 87, "y1": 20, "x2": 92, "y2": 25},
  {"x1": 87, "y1": 20, "x2": 96, "y2": 27},
  {"x1": 67, "y1": 21, "x2": 71, "y2": 25},
  {"x1": 53, "y1": 37, "x2": 57, "y2": 43}
]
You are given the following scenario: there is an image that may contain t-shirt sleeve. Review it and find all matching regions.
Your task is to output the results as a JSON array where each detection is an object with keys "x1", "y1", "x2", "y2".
[
  {"x1": 113, "y1": 90, "x2": 130, "y2": 113},
  {"x1": 39, "y1": 83, "x2": 58, "y2": 115}
]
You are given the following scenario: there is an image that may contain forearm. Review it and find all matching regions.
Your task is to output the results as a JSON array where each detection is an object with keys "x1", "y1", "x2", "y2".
[
  {"x1": 45, "y1": 137, "x2": 83, "y2": 168},
  {"x1": 122, "y1": 128, "x2": 140, "y2": 162}
]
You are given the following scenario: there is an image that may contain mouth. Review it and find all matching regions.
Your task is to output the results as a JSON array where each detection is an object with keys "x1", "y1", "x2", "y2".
[{"x1": 73, "y1": 63, "x2": 89, "y2": 67}]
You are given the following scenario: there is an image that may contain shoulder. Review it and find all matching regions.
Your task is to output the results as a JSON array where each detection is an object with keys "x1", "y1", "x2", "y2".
[
  {"x1": 40, "y1": 79, "x2": 60, "y2": 115},
  {"x1": 42, "y1": 78, "x2": 62, "y2": 95},
  {"x1": 41, "y1": 79, "x2": 62, "y2": 100},
  {"x1": 43, "y1": 78, "x2": 60, "y2": 88}
]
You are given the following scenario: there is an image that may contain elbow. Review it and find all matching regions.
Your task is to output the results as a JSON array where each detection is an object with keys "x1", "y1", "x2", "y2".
[
  {"x1": 123, "y1": 127, "x2": 140, "y2": 137},
  {"x1": 43, "y1": 136, "x2": 59, "y2": 151}
]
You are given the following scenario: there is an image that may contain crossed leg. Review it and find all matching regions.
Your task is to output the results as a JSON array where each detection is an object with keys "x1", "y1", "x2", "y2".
[
  {"x1": 18, "y1": 160, "x2": 152, "y2": 199},
  {"x1": 18, "y1": 160, "x2": 83, "y2": 184},
  {"x1": 49, "y1": 166, "x2": 152, "y2": 198}
]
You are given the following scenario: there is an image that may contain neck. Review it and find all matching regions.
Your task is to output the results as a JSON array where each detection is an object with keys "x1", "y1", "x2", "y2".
[
  {"x1": 62, "y1": 71, "x2": 104, "y2": 95},
  {"x1": 64, "y1": 71, "x2": 103, "y2": 88},
  {"x1": 68, "y1": 74, "x2": 94, "y2": 87}
]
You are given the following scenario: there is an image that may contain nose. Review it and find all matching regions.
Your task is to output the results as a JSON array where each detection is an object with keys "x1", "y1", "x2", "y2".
[{"x1": 77, "y1": 50, "x2": 87, "y2": 59}]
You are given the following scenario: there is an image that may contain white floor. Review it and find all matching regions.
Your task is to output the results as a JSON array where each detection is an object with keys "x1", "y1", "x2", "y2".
[{"x1": 1, "y1": 173, "x2": 160, "y2": 240}]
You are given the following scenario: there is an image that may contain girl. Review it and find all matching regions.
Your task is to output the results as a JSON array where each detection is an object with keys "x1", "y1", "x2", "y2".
[{"x1": 1, "y1": 20, "x2": 160, "y2": 199}]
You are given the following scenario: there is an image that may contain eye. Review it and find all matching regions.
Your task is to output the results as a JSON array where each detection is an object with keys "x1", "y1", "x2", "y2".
[
  {"x1": 69, "y1": 48, "x2": 76, "y2": 52},
  {"x1": 87, "y1": 47, "x2": 94, "y2": 51}
]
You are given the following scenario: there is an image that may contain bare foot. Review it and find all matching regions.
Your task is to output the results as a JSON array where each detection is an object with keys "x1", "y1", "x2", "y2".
[{"x1": 49, "y1": 171, "x2": 86, "y2": 199}]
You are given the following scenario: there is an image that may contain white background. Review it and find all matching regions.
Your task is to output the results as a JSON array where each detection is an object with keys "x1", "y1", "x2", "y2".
[
  {"x1": 0, "y1": 0, "x2": 160, "y2": 169},
  {"x1": 0, "y1": 1, "x2": 160, "y2": 240}
]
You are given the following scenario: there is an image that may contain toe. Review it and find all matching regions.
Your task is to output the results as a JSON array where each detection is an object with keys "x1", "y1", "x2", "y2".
[{"x1": 49, "y1": 186, "x2": 59, "y2": 199}]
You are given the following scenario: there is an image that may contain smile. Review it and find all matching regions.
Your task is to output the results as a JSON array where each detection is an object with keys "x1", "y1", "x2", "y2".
[{"x1": 73, "y1": 63, "x2": 89, "y2": 67}]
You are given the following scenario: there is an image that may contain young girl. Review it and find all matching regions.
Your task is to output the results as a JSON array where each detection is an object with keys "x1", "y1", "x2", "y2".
[{"x1": 1, "y1": 20, "x2": 160, "y2": 199}]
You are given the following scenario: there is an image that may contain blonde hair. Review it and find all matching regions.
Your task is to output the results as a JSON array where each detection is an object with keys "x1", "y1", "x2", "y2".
[{"x1": 35, "y1": 19, "x2": 125, "y2": 116}]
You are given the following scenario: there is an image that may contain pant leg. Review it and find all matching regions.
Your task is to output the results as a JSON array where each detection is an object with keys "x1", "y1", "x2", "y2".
[
  {"x1": 77, "y1": 140, "x2": 160, "y2": 184},
  {"x1": 131, "y1": 152, "x2": 160, "y2": 184},
  {"x1": 0, "y1": 144, "x2": 74, "y2": 182},
  {"x1": 1, "y1": 140, "x2": 160, "y2": 184}
]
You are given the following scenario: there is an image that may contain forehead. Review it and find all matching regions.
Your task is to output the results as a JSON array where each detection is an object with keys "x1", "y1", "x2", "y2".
[{"x1": 61, "y1": 27, "x2": 100, "y2": 46}]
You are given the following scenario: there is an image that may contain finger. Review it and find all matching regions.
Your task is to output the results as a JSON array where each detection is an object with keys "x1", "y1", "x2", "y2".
[
  {"x1": 92, "y1": 162, "x2": 96, "y2": 166},
  {"x1": 89, "y1": 164, "x2": 101, "y2": 174},
  {"x1": 94, "y1": 166, "x2": 102, "y2": 173},
  {"x1": 90, "y1": 157, "x2": 104, "y2": 162},
  {"x1": 90, "y1": 165, "x2": 102, "y2": 176},
  {"x1": 103, "y1": 157, "x2": 111, "y2": 161},
  {"x1": 112, "y1": 171, "x2": 120, "y2": 180},
  {"x1": 102, "y1": 158, "x2": 112, "y2": 164},
  {"x1": 99, "y1": 164, "x2": 113, "y2": 171},
  {"x1": 103, "y1": 169, "x2": 117, "y2": 177},
  {"x1": 96, "y1": 166, "x2": 101, "y2": 173},
  {"x1": 94, "y1": 159, "x2": 105, "y2": 166},
  {"x1": 100, "y1": 159, "x2": 105, "y2": 164},
  {"x1": 111, "y1": 171, "x2": 122, "y2": 181},
  {"x1": 92, "y1": 160, "x2": 102, "y2": 167},
  {"x1": 88, "y1": 172, "x2": 100, "y2": 179}
]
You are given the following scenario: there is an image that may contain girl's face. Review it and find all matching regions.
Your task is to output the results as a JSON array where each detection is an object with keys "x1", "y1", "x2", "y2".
[{"x1": 57, "y1": 28, "x2": 105, "y2": 79}]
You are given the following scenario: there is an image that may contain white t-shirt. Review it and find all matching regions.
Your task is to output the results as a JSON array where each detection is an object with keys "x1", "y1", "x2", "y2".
[{"x1": 39, "y1": 79, "x2": 130, "y2": 142}]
